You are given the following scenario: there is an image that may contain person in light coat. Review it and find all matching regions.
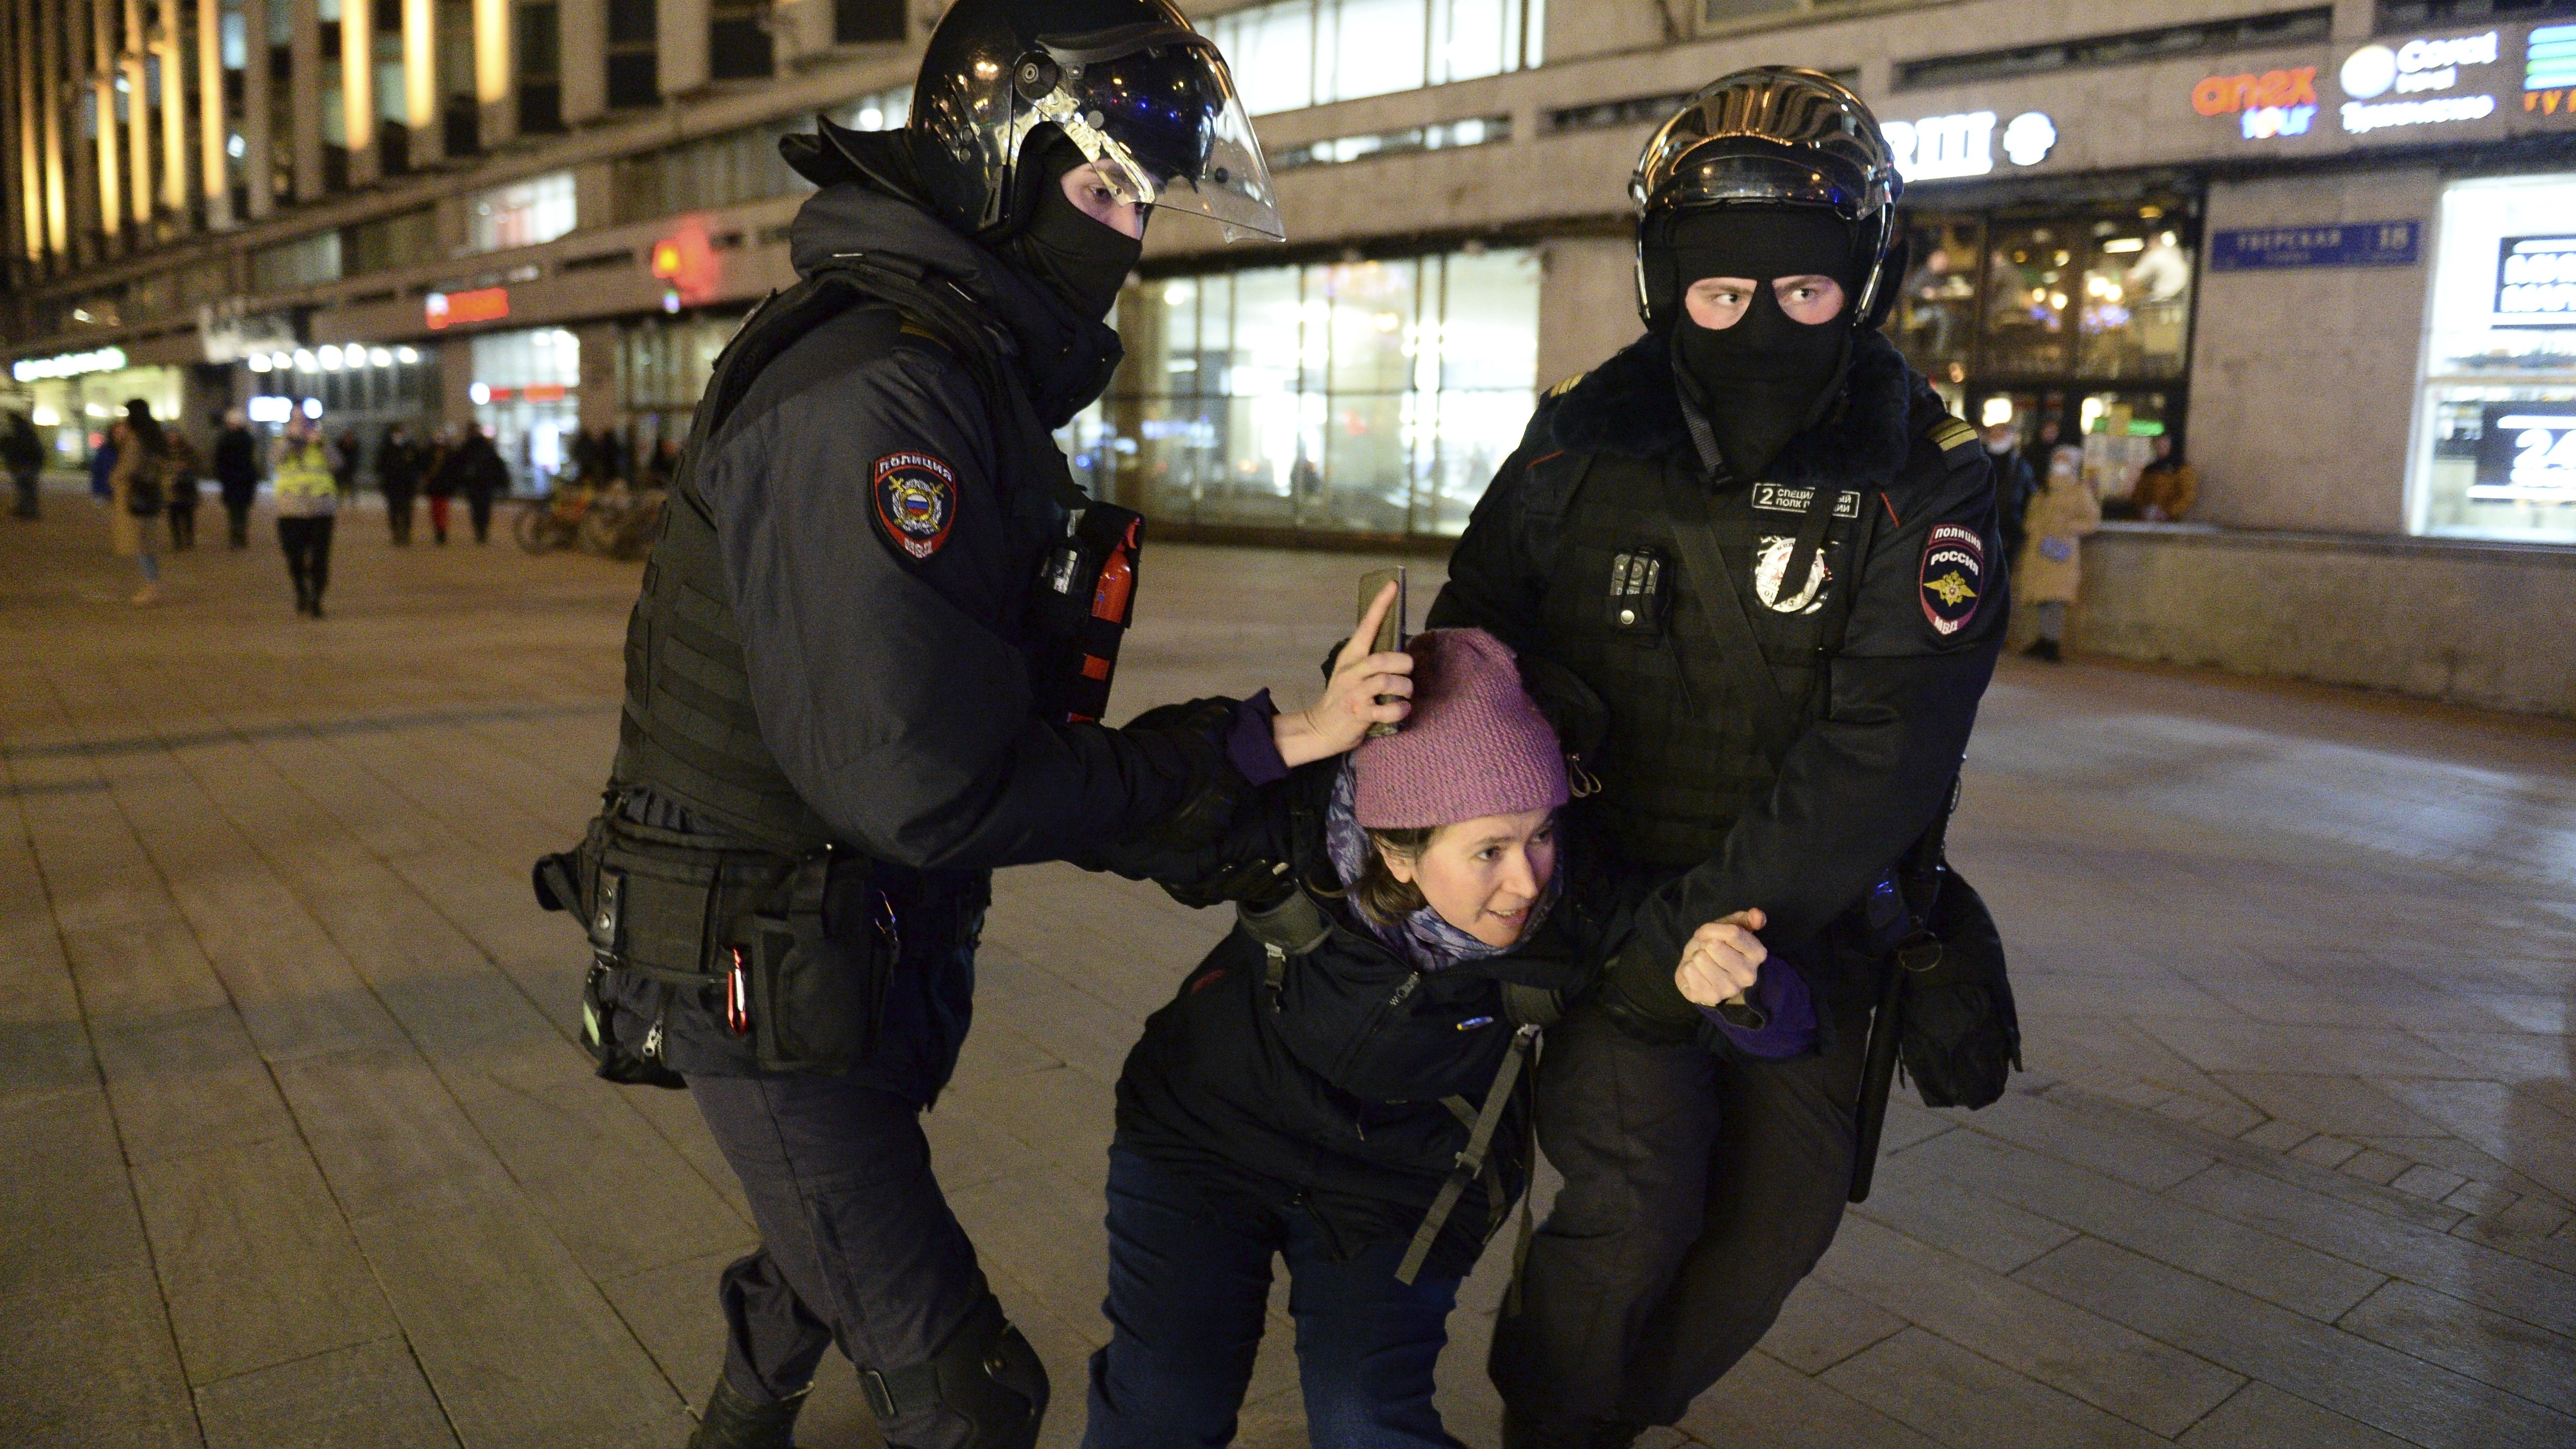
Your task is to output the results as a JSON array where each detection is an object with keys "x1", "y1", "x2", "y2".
[{"x1": 2016, "y1": 443, "x2": 2098, "y2": 663}]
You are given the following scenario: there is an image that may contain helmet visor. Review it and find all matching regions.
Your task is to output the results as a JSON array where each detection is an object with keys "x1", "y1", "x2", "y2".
[
  {"x1": 1033, "y1": 30, "x2": 1284, "y2": 242},
  {"x1": 1642, "y1": 144, "x2": 1881, "y2": 221}
]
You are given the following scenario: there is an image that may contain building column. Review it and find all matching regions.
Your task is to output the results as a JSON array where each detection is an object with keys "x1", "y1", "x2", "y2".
[
  {"x1": 122, "y1": 0, "x2": 151, "y2": 228},
  {"x1": 340, "y1": 0, "x2": 373, "y2": 183},
  {"x1": 287, "y1": 0, "x2": 317, "y2": 198},
  {"x1": 157, "y1": 0, "x2": 187, "y2": 219},
  {"x1": 197, "y1": 0, "x2": 229, "y2": 226},
  {"x1": 557, "y1": 0, "x2": 601, "y2": 124},
  {"x1": 399, "y1": 0, "x2": 435, "y2": 166},
  {"x1": 473, "y1": 0, "x2": 511, "y2": 147},
  {"x1": 40, "y1": 0, "x2": 68, "y2": 259},
  {"x1": 90, "y1": 0, "x2": 123, "y2": 248},
  {"x1": 5, "y1": 0, "x2": 28, "y2": 269},
  {"x1": 240, "y1": 0, "x2": 271, "y2": 216},
  {"x1": 654, "y1": 0, "x2": 703, "y2": 96}
]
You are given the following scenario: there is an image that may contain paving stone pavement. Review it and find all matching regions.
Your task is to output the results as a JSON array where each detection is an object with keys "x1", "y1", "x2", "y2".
[{"x1": 3, "y1": 481, "x2": 2572, "y2": 1448}]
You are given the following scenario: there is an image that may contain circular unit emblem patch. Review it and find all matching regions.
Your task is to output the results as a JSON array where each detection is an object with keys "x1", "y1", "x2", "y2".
[
  {"x1": 1753, "y1": 534, "x2": 1831, "y2": 615},
  {"x1": 872, "y1": 452, "x2": 958, "y2": 562},
  {"x1": 1918, "y1": 522, "x2": 1985, "y2": 637}
]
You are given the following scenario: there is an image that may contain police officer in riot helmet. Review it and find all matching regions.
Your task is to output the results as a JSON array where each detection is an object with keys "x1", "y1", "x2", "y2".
[
  {"x1": 1425, "y1": 69, "x2": 2008, "y2": 1445},
  {"x1": 538, "y1": 5, "x2": 1304, "y2": 1447}
]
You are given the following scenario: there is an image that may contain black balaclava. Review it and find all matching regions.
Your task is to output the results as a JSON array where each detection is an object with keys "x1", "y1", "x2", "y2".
[
  {"x1": 999, "y1": 128, "x2": 1144, "y2": 323},
  {"x1": 1660, "y1": 206, "x2": 1861, "y2": 480}
]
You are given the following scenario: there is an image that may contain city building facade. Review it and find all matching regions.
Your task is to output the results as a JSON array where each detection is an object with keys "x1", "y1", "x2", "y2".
[{"x1": 2, "y1": 0, "x2": 2571, "y2": 710}]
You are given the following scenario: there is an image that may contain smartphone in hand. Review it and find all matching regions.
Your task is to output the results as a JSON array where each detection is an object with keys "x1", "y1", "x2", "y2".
[{"x1": 1356, "y1": 567, "x2": 1407, "y2": 738}]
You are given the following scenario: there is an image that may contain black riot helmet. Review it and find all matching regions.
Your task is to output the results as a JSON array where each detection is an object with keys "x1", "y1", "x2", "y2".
[
  {"x1": 1630, "y1": 68, "x2": 1903, "y2": 329},
  {"x1": 839, "y1": 0, "x2": 1283, "y2": 244}
]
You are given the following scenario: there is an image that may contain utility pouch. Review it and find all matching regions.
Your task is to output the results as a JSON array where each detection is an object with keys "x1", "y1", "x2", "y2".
[
  {"x1": 536, "y1": 811, "x2": 890, "y2": 1079},
  {"x1": 1893, "y1": 868, "x2": 2021, "y2": 1111},
  {"x1": 1028, "y1": 501, "x2": 1147, "y2": 724},
  {"x1": 736, "y1": 854, "x2": 891, "y2": 1077}
]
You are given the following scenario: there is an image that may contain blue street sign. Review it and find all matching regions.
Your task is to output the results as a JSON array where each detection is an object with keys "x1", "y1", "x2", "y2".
[{"x1": 2207, "y1": 221, "x2": 2422, "y2": 271}]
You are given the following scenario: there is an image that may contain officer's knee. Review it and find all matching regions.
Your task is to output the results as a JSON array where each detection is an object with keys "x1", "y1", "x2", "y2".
[{"x1": 861, "y1": 1295, "x2": 1048, "y2": 1449}]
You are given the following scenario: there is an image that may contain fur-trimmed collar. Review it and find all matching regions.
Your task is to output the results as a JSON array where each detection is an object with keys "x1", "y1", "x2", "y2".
[{"x1": 1548, "y1": 327, "x2": 1925, "y2": 488}]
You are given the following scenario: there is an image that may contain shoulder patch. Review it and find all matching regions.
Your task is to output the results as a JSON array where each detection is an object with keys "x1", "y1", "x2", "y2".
[
  {"x1": 1918, "y1": 522, "x2": 1985, "y2": 637},
  {"x1": 1546, "y1": 371, "x2": 1588, "y2": 399},
  {"x1": 871, "y1": 452, "x2": 958, "y2": 562},
  {"x1": 1926, "y1": 415, "x2": 1981, "y2": 458}
]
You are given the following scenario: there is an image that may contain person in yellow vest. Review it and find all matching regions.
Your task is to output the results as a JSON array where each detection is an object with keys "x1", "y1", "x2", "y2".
[{"x1": 271, "y1": 416, "x2": 341, "y2": 618}]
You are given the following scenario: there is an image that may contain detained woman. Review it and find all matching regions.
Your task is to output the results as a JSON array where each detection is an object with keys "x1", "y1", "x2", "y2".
[{"x1": 1083, "y1": 614, "x2": 1777, "y2": 1448}]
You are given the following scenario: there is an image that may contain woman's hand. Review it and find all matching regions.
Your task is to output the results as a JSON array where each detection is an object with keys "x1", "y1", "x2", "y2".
[
  {"x1": 1271, "y1": 581, "x2": 1414, "y2": 768},
  {"x1": 1675, "y1": 908, "x2": 1767, "y2": 1009}
]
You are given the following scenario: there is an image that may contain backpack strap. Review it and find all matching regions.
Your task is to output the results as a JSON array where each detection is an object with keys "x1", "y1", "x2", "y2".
[
  {"x1": 1397, "y1": 1021, "x2": 1540, "y2": 1285},
  {"x1": 1237, "y1": 889, "x2": 1333, "y2": 1003}
]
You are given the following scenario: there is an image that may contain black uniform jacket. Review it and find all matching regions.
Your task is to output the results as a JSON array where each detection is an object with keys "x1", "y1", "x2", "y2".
[
  {"x1": 1106, "y1": 761, "x2": 1618, "y2": 1277},
  {"x1": 601, "y1": 183, "x2": 1204, "y2": 1098},
  {"x1": 685, "y1": 182, "x2": 1192, "y2": 871},
  {"x1": 1427, "y1": 328, "x2": 2006, "y2": 996}
]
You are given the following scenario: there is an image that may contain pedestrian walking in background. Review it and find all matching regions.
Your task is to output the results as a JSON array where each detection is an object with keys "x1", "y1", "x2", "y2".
[
  {"x1": 108, "y1": 401, "x2": 170, "y2": 606},
  {"x1": 452, "y1": 423, "x2": 508, "y2": 545},
  {"x1": 331, "y1": 427, "x2": 363, "y2": 501},
  {"x1": 2018, "y1": 443, "x2": 2099, "y2": 663},
  {"x1": 88, "y1": 424, "x2": 118, "y2": 503},
  {"x1": 272, "y1": 418, "x2": 340, "y2": 617},
  {"x1": 422, "y1": 424, "x2": 459, "y2": 545},
  {"x1": 376, "y1": 422, "x2": 422, "y2": 545},
  {"x1": 163, "y1": 428, "x2": 204, "y2": 550},
  {"x1": 1985, "y1": 418, "x2": 2036, "y2": 570},
  {"x1": 3, "y1": 411, "x2": 43, "y2": 520},
  {"x1": 214, "y1": 409, "x2": 260, "y2": 548}
]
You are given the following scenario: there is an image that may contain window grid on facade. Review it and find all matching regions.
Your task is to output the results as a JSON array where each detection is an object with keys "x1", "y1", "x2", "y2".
[
  {"x1": 1098, "y1": 247, "x2": 1539, "y2": 538},
  {"x1": 467, "y1": 170, "x2": 577, "y2": 252},
  {"x1": 1204, "y1": 0, "x2": 1545, "y2": 117}
]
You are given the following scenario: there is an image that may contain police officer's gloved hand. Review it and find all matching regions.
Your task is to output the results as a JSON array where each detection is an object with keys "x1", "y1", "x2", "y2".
[
  {"x1": 1118, "y1": 697, "x2": 1255, "y2": 855},
  {"x1": 1598, "y1": 933, "x2": 1710, "y2": 1048}
]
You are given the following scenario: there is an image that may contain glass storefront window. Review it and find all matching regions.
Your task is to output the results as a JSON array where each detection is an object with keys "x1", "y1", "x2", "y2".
[
  {"x1": 1895, "y1": 199, "x2": 2200, "y2": 476},
  {"x1": 2409, "y1": 174, "x2": 2576, "y2": 544},
  {"x1": 1103, "y1": 247, "x2": 1538, "y2": 537},
  {"x1": 1205, "y1": 0, "x2": 1543, "y2": 116},
  {"x1": 1895, "y1": 217, "x2": 1984, "y2": 386},
  {"x1": 466, "y1": 171, "x2": 578, "y2": 253},
  {"x1": 1982, "y1": 224, "x2": 2076, "y2": 375},
  {"x1": 2076, "y1": 224, "x2": 2193, "y2": 380}
]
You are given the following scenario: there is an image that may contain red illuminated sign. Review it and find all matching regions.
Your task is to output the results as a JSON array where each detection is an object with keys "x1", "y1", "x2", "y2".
[
  {"x1": 649, "y1": 223, "x2": 722, "y2": 305},
  {"x1": 426, "y1": 286, "x2": 511, "y2": 330}
]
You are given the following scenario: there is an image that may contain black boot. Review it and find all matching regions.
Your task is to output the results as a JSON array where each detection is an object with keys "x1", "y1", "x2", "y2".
[{"x1": 685, "y1": 1376, "x2": 807, "y2": 1449}]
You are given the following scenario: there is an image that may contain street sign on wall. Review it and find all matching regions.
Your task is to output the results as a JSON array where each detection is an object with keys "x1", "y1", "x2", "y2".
[{"x1": 2207, "y1": 221, "x2": 2422, "y2": 270}]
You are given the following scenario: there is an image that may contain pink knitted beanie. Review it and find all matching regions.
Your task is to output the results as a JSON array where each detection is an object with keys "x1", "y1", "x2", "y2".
[{"x1": 1352, "y1": 629, "x2": 1570, "y2": 830}]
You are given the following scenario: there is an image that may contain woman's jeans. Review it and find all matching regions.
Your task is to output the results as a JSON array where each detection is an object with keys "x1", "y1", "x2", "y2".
[{"x1": 1083, "y1": 1146, "x2": 1464, "y2": 1449}]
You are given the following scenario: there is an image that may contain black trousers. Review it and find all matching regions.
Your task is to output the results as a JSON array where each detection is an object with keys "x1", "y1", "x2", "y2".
[
  {"x1": 463, "y1": 488, "x2": 495, "y2": 542},
  {"x1": 166, "y1": 497, "x2": 198, "y2": 548},
  {"x1": 10, "y1": 466, "x2": 37, "y2": 518},
  {"x1": 383, "y1": 485, "x2": 416, "y2": 544},
  {"x1": 1490, "y1": 992, "x2": 1871, "y2": 1435},
  {"x1": 688, "y1": 1073, "x2": 997, "y2": 1449},
  {"x1": 278, "y1": 515, "x2": 335, "y2": 605},
  {"x1": 221, "y1": 482, "x2": 256, "y2": 545}
]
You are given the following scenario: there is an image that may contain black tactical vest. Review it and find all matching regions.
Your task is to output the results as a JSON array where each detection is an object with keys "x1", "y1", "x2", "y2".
[
  {"x1": 609, "y1": 280, "x2": 902, "y2": 855},
  {"x1": 1533, "y1": 451, "x2": 1873, "y2": 870}
]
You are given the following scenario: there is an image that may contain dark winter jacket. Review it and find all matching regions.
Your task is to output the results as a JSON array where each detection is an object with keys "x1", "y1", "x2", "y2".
[
  {"x1": 592, "y1": 177, "x2": 1233, "y2": 1103},
  {"x1": 1427, "y1": 327, "x2": 2005, "y2": 1019},
  {"x1": 1105, "y1": 760, "x2": 1619, "y2": 1278}
]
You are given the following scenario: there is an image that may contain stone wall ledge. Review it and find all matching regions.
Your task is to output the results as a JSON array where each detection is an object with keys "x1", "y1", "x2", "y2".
[
  {"x1": 2092, "y1": 520, "x2": 2576, "y2": 569},
  {"x1": 2069, "y1": 524, "x2": 2575, "y2": 719}
]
